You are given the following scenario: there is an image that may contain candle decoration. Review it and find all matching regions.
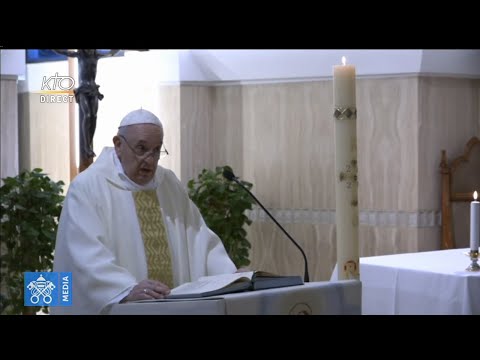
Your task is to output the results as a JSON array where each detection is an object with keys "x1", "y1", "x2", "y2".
[
  {"x1": 466, "y1": 190, "x2": 480, "y2": 271},
  {"x1": 334, "y1": 57, "x2": 359, "y2": 280}
]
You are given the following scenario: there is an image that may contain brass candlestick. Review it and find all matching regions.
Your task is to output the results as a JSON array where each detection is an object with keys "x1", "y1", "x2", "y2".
[{"x1": 466, "y1": 250, "x2": 479, "y2": 272}]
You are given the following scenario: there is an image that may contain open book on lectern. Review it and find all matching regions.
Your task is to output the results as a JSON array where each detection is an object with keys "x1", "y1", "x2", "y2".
[{"x1": 165, "y1": 271, "x2": 304, "y2": 299}]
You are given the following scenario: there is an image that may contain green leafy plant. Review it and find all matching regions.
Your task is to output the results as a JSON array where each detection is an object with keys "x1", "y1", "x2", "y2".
[
  {"x1": 188, "y1": 165, "x2": 255, "y2": 268},
  {"x1": 0, "y1": 168, "x2": 65, "y2": 315}
]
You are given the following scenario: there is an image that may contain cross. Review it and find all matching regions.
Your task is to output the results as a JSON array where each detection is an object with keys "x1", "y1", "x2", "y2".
[{"x1": 53, "y1": 49, "x2": 120, "y2": 172}]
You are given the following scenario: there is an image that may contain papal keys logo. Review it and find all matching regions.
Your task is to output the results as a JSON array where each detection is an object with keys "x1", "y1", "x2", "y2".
[
  {"x1": 38, "y1": 72, "x2": 75, "y2": 103},
  {"x1": 24, "y1": 272, "x2": 72, "y2": 307}
]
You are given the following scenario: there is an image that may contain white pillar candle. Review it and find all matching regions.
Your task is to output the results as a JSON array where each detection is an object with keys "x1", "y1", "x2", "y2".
[
  {"x1": 471, "y1": 191, "x2": 480, "y2": 251},
  {"x1": 334, "y1": 57, "x2": 359, "y2": 280},
  {"x1": 334, "y1": 58, "x2": 356, "y2": 108}
]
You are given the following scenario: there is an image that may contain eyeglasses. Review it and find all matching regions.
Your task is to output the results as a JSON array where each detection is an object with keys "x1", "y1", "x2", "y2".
[{"x1": 119, "y1": 135, "x2": 169, "y2": 160}]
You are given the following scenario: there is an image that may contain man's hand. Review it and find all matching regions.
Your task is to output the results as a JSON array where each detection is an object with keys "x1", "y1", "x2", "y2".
[{"x1": 120, "y1": 279, "x2": 171, "y2": 303}]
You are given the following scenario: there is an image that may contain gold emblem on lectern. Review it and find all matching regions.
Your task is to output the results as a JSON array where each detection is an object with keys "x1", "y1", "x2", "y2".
[{"x1": 289, "y1": 303, "x2": 312, "y2": 315}]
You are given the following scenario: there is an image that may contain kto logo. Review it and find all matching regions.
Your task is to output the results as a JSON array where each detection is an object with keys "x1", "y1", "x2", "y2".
[
  {"x1": 38, "y1": 72, "x2": 75, "y2": 103},
  {"x1": 24, "y1": 272, "x2": 72, "y2": 307}
]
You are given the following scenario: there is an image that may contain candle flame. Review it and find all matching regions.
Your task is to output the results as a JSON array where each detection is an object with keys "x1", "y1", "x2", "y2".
[
  {"x1": 342, "y1": 56, "x2": 346, "y2": 66},
  {"x1": 474, "y1": 191, "x2": 478, "y2": 200}
]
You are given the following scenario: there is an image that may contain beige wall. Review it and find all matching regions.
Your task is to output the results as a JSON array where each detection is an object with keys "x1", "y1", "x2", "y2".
[
  {"x1": 157, "y1": 85, "x2": 181, "y2": 180},
  {"x1": 178, "y1": 77, "x2": 479, "y2": 280},
  {"x1": 211, "y1": 85, "x2": 244, "y2": 175},
  {"x1": 417, "y1": 77, "x2": 480, "y2": 250},
  {"x1": 179, "y1": 86, "x2": 214, "y2": 184},
  {"x1": 1, "y1": 76, "x2": 19, "y2": 183},
  {"x1": 18, "y1": 93, "x2": 70, "y2": 186},
  {"x1": 16, "y1": 76, "x2": 480, "y2": 281}
]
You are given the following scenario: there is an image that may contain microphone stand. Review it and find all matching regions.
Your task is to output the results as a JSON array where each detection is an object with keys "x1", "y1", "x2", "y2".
[{"x1": 225, "y1": 172, "x2": 310, "y2": 282}]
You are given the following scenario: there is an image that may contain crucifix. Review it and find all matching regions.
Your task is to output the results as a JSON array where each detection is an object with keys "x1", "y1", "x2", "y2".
[{"x1": 53, "y1": 49, "x2": 119, "y2": 172}]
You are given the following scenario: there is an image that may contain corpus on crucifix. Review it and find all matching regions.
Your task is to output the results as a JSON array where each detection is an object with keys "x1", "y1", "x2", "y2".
[{"x1": 53, "y1": 49, "x2": 120, "y2": 172}]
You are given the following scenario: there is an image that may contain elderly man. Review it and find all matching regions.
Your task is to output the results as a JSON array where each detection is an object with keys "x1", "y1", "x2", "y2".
[{"x1": 52, "y1": 109, "x2": 236, "y2": 314}]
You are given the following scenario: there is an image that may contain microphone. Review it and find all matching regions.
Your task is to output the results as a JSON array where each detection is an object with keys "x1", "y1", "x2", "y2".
[{"x1": 223, "y1": 169, "x2": 310, "y2": 282}]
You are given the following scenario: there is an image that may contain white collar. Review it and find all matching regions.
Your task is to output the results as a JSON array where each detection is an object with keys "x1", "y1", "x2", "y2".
[{"x1": 112, "y1": 150, "x2": 157, "y2": 191}]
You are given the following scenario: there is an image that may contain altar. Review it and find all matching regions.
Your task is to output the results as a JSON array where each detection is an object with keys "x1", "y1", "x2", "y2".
[{"x1": 361, "y1": 248, "x2": 480, "y2": 315}]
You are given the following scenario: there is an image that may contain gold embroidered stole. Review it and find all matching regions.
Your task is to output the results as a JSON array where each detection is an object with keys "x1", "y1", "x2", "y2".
[{"x1": 132, "y1": 190, "x2": 173, "y2": 288}]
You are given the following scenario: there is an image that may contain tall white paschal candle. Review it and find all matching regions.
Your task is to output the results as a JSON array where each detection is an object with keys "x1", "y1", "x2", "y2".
[
  {"x1": 471, "y1": 191, "x2": 480, "y2": 251},
  {"x1": 334, "y1": 57, "x2": 359, "y2": 280}
]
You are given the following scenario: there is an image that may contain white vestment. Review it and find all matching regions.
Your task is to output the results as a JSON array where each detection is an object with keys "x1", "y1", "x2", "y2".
[{"x1": 52, "y1": 147, "x2": 236, "y2": 315}]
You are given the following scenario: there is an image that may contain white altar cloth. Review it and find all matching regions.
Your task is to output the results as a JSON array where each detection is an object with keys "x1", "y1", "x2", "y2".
[{"x1": 360, "y1": 248, "x2": 479, "y2": 315}]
